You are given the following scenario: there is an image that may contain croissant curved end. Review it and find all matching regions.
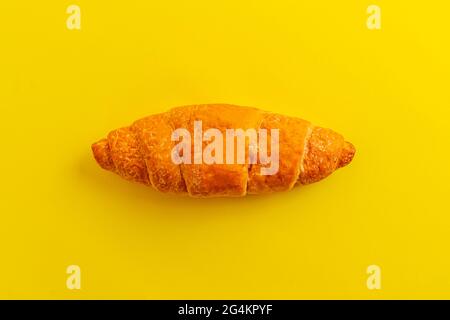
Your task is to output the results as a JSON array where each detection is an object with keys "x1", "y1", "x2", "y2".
[
  {"x1": 92, "y1": 139, "x2": 115, "y2": 171},
  {"x1": 338, "y1": 141, "x2": 355, "y2": 168}
]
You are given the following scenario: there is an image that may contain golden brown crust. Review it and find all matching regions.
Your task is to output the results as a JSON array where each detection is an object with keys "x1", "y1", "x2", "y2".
[
  {"x1": 247, "y1": 113, "x2": 312, "y2": 193},
  {"x1": 299, "y1": 127, "x2": 347, "y2": 185},
  {"x1": 168, "y1": 104, "x2": 264, "y2": 197},
  {"x1": 91, "y1": 104, "x2": 355, "y2": 196},
  {"x1": 338, "y1": 141, "x2": 356, "y2": 168},
  {"x1": 91, "y1": 138, "x2": 115, "y2": 172},
  {"x1": 132, "y1": 114, "x2": 186, "y2": 193},
  {"x1": 107, "y1": 127, "x2": 150, "y2": 185}
]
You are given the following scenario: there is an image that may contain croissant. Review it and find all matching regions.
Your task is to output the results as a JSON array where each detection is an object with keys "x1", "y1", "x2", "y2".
[{"x1": 92, "y1": 104, "x2": 355, "y2": 197}]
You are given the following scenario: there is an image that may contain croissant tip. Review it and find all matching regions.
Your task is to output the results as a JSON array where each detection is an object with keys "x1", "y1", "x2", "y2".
[
  {"x1": 338, "y1": 141, "x2": 355, "y2": 168},
  {"x1": 92, "y1": 139, "x2": 115, "y2": 171}
]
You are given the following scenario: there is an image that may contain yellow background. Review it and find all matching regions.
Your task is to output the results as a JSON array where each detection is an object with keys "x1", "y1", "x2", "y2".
[{"x1": 1, "y1": 1, "x2": 449, "y2": 299}]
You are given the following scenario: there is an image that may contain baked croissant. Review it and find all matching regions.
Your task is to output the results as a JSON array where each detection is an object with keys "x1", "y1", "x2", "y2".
[{"x1": 92, "y1": 104, "x2": 355, "y2": 197}]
